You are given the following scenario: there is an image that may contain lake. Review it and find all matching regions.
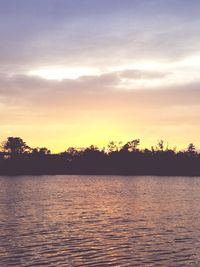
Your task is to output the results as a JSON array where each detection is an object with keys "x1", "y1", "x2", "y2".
[{"x1": 0, "y1": 175, "x2": 200, "y2": 266}]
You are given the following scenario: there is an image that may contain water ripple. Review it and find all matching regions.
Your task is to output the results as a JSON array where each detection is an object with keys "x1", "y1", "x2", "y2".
[{"x1": 1, "y1": 175, "x2": 200, "y2": 266}]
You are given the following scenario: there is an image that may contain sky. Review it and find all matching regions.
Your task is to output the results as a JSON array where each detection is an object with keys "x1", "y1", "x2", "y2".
[{"x1": 0, "y1": 0, "x2": 200, "y2": 152}]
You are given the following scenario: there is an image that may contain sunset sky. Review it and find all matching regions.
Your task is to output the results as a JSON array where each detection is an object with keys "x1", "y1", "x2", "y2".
[{"x1": 1, "y1": 0, "x2": 200, "y2": 152}]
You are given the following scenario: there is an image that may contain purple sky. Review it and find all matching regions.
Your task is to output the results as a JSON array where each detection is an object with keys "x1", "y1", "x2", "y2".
[{"x1": 0, "y1": 0, "x2": 200, "y2": 151}]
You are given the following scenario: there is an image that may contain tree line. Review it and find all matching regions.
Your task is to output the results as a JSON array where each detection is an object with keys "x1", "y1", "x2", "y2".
[{"x1": 0, "y1": 136, "x2": 199, "y2": 176}]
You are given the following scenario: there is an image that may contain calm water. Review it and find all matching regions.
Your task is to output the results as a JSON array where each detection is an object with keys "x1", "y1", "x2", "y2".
[{"x1": 0, "y1": 175, "x2": 200, "y2": 266}]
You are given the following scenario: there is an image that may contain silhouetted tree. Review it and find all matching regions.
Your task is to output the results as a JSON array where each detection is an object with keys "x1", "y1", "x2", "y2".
[
  {"x1": 156, "y1": 140, "x2": 164, "y2": 151},
  {"x1": 3, "y1": 137, "x2": 30, "y2": 156},
  {"x1": 187, "y1": 143, "x2": 196, "y2": 153},
  {"x1": 107, "y1": 141, "x2": 122, "y2": 153},
  {"x1": 32, "y1": 147, "x2": 51, "y2": 155},
  {"x1": 0, "y1": 136, "x2": 199, "y2": 176},
  {"x1": 87, "y1": 145, "x2": 99, "y2": 152},
  {"x1": 122, "y1": 139, "x2": 140, "y2": 152}
]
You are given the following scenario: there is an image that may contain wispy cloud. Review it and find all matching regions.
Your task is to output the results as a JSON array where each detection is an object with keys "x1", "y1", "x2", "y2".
[{"x1": 0, "y1": 0, "x2": 200, "y2": 150}]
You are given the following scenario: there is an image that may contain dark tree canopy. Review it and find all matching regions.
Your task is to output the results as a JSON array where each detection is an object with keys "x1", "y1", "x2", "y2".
[
  {"x1": 3, "y1": 137, "x2": 30, "y2": 155},
  {"x1": 0, "y1": 136, "x2": 200, "y2": 176}
]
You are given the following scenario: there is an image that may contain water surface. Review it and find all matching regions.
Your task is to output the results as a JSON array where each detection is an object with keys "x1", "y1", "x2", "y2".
[{"x1": 0, "y1": 175, "x2": 200, "y2": 266}]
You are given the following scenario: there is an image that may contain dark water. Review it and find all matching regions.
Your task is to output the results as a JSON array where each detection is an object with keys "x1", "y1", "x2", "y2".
[{"x1": 0, "y1": 175, "x2": 200, "y2": 266}]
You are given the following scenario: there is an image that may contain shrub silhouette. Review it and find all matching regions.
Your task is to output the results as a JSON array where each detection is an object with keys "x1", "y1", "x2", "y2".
[{"x1": 0, "y1": 136, "x2": 199, "y2": 176}]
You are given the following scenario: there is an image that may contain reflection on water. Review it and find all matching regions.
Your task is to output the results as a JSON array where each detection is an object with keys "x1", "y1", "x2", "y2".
[{"x1": 0, "y1": 175, "x2": 200, "y2": 266}]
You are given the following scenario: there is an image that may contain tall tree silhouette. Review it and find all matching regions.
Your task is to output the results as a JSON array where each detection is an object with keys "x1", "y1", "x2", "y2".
[
  {"x1": 0, "y1": 136, "x2": 200, "y2": 176},
  {"x1": 3, "y1": 137, "x2": 30, "y2": 156},
  {"x1": 122, "y1": 139, "x2": 140, "y2": 152}
]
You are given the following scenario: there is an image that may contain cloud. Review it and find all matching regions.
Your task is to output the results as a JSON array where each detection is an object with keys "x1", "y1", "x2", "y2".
[
  {"x1": 0, "y1": 70, "x2": 199, "y2": 150},
  {"x1": 0, "y1": 72, "x2": 200, "y2": 113},
  {"x1": 0, "y1": 0, "x2": 200, "y2": 149},
  {"x1": 1, "y1": 0, "x2": 200, "y2": 73},
  {"x1": 118, "y1": 69, "x2": 168, "y2": 80}
]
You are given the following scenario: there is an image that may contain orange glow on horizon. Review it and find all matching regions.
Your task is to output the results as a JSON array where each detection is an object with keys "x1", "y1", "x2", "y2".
[{"x1": 0, "y1": 121, "x2": 197, "y2": 153}]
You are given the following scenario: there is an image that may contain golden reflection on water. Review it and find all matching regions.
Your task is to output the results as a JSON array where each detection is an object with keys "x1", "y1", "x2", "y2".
[{"x1": 0, "y1": 175, "x2": 200, "y2": 266}]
